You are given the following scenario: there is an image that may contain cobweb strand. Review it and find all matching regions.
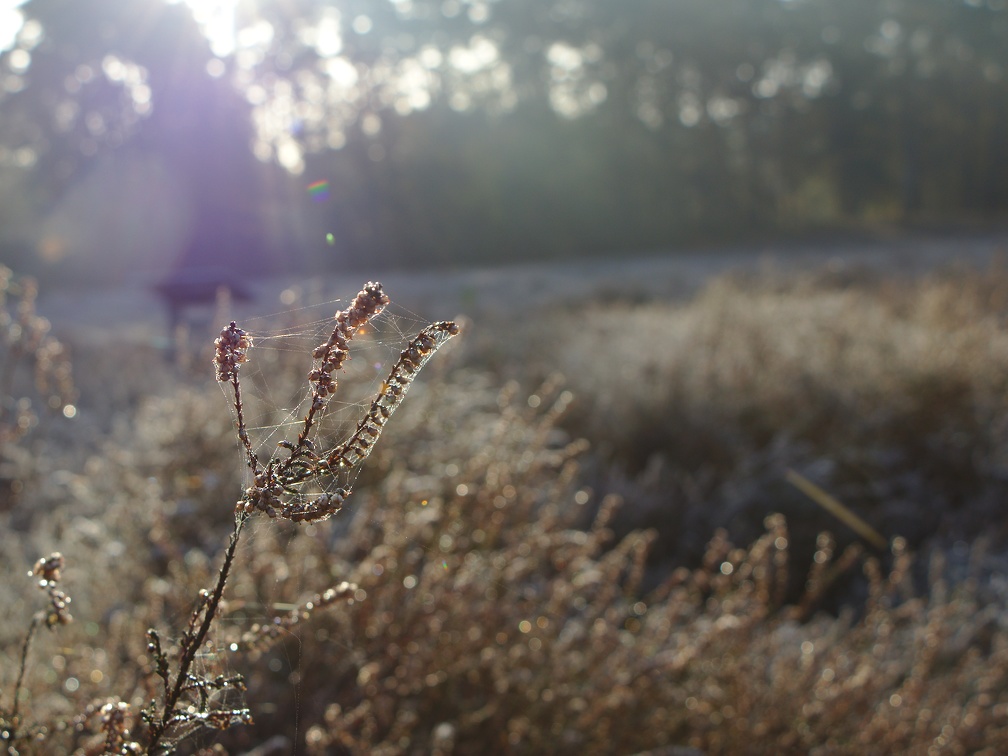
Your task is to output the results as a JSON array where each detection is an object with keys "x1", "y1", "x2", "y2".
[{"x1": 219, "y1": 283, "x2": 460, "y2": 525}]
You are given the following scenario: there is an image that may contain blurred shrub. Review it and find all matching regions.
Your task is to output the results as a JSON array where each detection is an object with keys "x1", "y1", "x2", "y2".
[
  {"x1": 541, "y1": 264, "x2": 1008, "y2": 576},
  {"x1": 3, "y1": 265, "x2": 1008, "y2": 753}
]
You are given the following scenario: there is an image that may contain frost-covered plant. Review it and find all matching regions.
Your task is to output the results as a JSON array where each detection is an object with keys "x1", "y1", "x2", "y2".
[
  {"x1": 127, "y1": 281, "x2": 459, "y2": 753},
  {"x1": 0, "y1": 553, "x2": 74, "y2": 752},
  {"x1": 2, "y1": 281, "x2": 458, "y2": 755},
  {"x1": 0, "y1": 265, "x2": 75, "y2": 453}
]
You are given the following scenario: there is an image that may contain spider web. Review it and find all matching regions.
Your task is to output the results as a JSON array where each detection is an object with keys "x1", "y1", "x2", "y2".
[
  {"x1": 229, "y1": 286, "x2": 445, "y2": 479},
  {"x1": 178, "y1": 285, "x2": 453, "y2": 748}
]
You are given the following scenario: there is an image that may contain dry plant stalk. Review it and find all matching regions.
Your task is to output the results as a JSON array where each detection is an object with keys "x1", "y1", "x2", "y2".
[
  {"x1": 1, "y1": 553, "x2": 74, "y2": 753},
  {"x1": 136, "y1": 281, "x2": 459, "y2": 753},
  {"x1": 234, "y1": 281, "x2": 459, "y2": 523},
  {"x1": 0, "y1": 266, "x2": 76, "y2": 452}
]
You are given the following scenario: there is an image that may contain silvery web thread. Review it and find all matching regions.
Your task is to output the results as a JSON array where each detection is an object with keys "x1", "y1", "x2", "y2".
[
  {"x1": 183, "y1": 292, "x2": 455, "y2": 741},
  {"x1": 210, "y1": 291, "x2": 458, "y2": 662},
  {"x1": 232, "y1": 296, "x2": 453, "y2": 519},
  {"x1": 165, "y1": 305, "x2": 343, "y2": 743}
]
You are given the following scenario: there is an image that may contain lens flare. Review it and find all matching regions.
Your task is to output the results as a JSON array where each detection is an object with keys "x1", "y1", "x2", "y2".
[{"x1": 307, "y1": 179, "x2": 330, "y2": 201}]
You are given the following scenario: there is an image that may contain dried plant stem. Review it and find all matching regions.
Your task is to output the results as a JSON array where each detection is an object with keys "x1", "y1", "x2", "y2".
[
  {"x1": 141, "y1": 283, "x2": 458, "y2": 750},
  {"x1": 235, "y1": 282, "x2": 458, "y2": 523},
  {"x1": 327, "y1": 320, "x2": 459, "y2": 472},
  {"x1": 4, "y1": 554, "x2": 72, "y2": 751},
  {"x1": 145, "y1": 511, "x2": 248, "y2": 754},
  {"x1": 230, "y1": 372, "x2": 260, "y2": 477},
  {"x1": 785, "y1": 468, "x2": 889, "y2": 550},
  {"x1": 274, "y1": 281, "x2": 389, "y2": 483},
  {"x1": 6, "y1": 613, "x2": 42, "y2": 747}
]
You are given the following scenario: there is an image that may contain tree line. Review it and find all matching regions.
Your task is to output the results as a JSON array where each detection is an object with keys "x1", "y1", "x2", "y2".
[{"x1": 1, "y1": 0, "x2": 1006, "y2": 277}]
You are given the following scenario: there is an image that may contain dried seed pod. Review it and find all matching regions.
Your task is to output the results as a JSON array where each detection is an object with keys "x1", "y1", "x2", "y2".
[
  {"x1": 32, "y1": 552, "x2": 64, "y2": 585},
  {"x1": 328, "y1": 320, "x2": 460, "y2": 471},
  {"x1": 213, "y1": 322, "x2": 252, "y2": 382}
]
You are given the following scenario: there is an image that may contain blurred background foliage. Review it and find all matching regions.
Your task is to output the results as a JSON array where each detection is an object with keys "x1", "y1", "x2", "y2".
[{"x1": 0, "y1": 0, "x2": 1006, "y2": 281}]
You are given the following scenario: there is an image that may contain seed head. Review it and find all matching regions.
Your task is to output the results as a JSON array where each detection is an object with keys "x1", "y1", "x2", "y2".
[
  {"x1": 214, "y1": 321, "x2": 252, "y2": 382},
  {"x1": 32, "y1": 551, "x2": 64, "y2": 586},
  {"x1": 32, "y1": 552, "x2": 73, "y2": 626}
]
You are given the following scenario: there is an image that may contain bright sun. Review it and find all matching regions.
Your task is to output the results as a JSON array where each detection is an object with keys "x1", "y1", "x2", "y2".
[
  {"x1": 1, "y1": 1, "x2": 243, "y2": 56},
  {"x1": 175, "y1": 0, "x2": 243, "y2": 57},
  {"x1": 0, "y1": 0, "x2": 26, "y2": 52}
]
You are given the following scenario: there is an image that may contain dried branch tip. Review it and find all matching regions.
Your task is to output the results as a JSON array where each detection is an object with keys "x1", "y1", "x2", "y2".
[
  {"x1": 309, "y1": 281, "x2": 390, "y2": 397},
  {"x1": 214, "y1": 321, "x2": 252, "y2": 382},
  {"x1": 327, "y1": 320, "x2": 460, "y2": 471},
  {"x1": 32, "y1": 552, "x2": 64, "y2": 585},
  {"x1": 236, "y1": 284, "x2": 459, "y2": 525},
  {"x1": 31, "y1": 552, "x2": 72, "y2": 628}
]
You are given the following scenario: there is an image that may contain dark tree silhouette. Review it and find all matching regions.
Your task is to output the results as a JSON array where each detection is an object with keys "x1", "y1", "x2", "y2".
[{"x1": 1, "y1": 0, "x2": 1006, "y2": 276}]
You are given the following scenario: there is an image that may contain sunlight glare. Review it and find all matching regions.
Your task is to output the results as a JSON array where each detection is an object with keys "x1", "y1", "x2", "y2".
[
  {"x1": 449, "y1": 35, "x2": 498, "y2": 74},
  {"x1": 312, "y1": 8, "x2": 342, "y2": 57},
  {"x1": 179, "y1": 0, "x2": 242, "y2": 57},
  {"x1": 0, "y1": 0, "x2": 25, "y2": 52}
]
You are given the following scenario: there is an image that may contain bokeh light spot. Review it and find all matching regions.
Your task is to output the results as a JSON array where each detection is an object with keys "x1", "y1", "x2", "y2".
[
  {"x1": 206, "y1": 57, "x2": 226, "y2": 77},
  {"x1": 351, "y1": 15, "x2": 372, "y2": 35},
  {"x1": 8, "y1": 47, "x2": 29, "y2": 73}
]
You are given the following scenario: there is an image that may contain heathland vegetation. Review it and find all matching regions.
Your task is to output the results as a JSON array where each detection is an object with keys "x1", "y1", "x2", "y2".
[
  {"x1": 3, "y1": 256, "x2": 1008, "y2": 753},
  {"x1": 2, "y1": 2, "x2": 1007, "y2": 751}
]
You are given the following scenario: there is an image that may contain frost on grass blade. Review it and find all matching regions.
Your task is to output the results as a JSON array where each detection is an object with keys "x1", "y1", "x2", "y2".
[{"x1": 328, "y1": 320, "x2": 461, "y2": 471}]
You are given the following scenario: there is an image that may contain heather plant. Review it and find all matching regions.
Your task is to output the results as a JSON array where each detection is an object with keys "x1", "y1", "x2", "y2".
[
  {"x1": 205, "y1": 369, "x2": 1008, "y2": 754},
  {"x1": 536, "y1": 263, "x2": 1008, "y2": 576},
  {"x1": 1, "y1": 280, "x2": 459, "y2": 754},
  {"x1": 134, "y1": 281, "x2": 457, "y2": 753},
  {"x1": 0, "y1": 266, "x2": 76, "y2": 511},
  {"x1": 3, "y1": 262, "x2": 1008, "y2": 754},
  {"x1": 0, "y1": 552, "x2": 74, "y2": 751}
]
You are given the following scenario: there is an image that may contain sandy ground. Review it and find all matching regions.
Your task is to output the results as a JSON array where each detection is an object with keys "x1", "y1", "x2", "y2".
[{"x1": 35, "y1": 232, "x2": 1008, "y2": 349}]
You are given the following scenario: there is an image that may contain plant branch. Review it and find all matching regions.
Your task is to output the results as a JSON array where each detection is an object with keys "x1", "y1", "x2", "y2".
[
  {"x1": 5, "y1": 613, "x2": 42, "y2": 748},
  {"x1": 145, "y1": 511, "x2": 248, "y2": 754}
]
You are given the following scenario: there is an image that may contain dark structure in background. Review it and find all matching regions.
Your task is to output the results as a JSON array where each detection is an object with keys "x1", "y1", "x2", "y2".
[{"x1": 152, "y1": 268, "x2": 253, "y2": 345}]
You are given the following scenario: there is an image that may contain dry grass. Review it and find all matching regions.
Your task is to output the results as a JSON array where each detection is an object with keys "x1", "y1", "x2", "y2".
[
  {"x1": 539, "y1": 264, "x2": 1008, "y2": 581},
  {"x1": 3, "y1": 260, "x2": 1008, "y2": 753}
]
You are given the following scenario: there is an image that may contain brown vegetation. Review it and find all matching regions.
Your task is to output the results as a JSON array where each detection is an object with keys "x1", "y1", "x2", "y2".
[{"x1": 2, "y1": 260, "x2": 1008, "y2": 754}]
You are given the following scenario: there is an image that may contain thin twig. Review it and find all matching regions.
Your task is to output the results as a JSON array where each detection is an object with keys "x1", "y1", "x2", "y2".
[
  {"x1": 145, "y1": 511, "x2": 248, "y2": 754},
  {"x1": 6, "y1": 613, "x2": 42, "y2": 747},
  {"x1": 785, "y1": 468, "x2": 889, "y2": 550}
]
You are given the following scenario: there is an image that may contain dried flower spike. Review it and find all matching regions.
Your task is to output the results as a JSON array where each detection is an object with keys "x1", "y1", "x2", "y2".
[
  {"x1": 31, "y1": 552, "x2": 72, "y2": 627},
  {"x1": 99, "y1": 700, "x2": 140, "y2": 754},
  {"x1": 308, "y1": 281, "x2": 390, "y2": 398},
  {"x1": 232, "y1": 283, "x2": 459, "y2": 524},
  {"x1": 328, "y1": 320, "x2": 460, "y2": 471},
  {"x1": 32, "y1": 552, "x2": 64, "y2": 586},
  {"x1": 214, "y1": 321, "x2": 252, "y2": 382}
]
